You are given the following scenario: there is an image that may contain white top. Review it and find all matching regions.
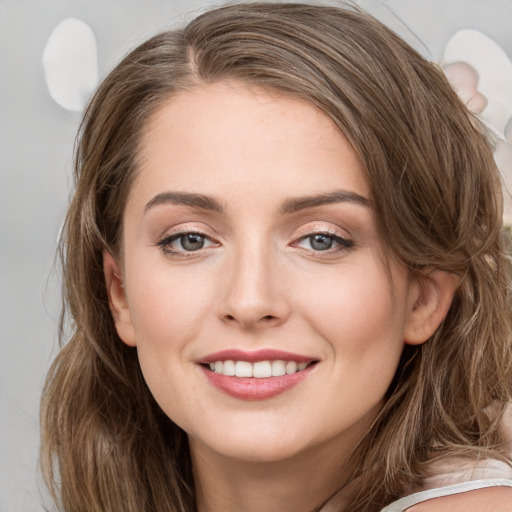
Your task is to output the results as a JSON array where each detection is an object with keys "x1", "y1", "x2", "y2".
[
  {"x1": 320, "y1": 475, "x2": 512, "y2": 512},
  {"x1": 320, "y1": 404, "x2": 512, "y2": 512},
  {"x1": 380, "y1": 478, "x2": 512, "y2": 511}
]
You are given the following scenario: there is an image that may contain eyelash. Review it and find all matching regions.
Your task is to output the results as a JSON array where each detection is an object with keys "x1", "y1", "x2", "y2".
[
  {"x1": 156, "y1": 229, "x2": 354, "y2": 259},
  {"x1": 156, "y1": 229, "x2": 217, "y2": 258},
  {"x1": 292, "y1": 230, "x2": 354, "y2": 254}
]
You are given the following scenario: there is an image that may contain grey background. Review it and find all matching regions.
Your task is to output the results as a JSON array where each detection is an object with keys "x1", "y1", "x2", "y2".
[{"x1": 1, "y1": 1, "x2": 512, "y2": 510}]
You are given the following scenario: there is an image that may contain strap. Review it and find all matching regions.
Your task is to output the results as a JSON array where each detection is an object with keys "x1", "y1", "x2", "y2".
[{"x1": 380, "y1": 478, "x2": 512, "y2": 512}]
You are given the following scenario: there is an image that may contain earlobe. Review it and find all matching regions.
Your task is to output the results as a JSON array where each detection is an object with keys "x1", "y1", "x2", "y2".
[
  {"x1": 103, "y1": 250, "x2": 137, "y2": 347},
  {"x1": 404, "y1": 269, "x2": 459, "y2": 346}
]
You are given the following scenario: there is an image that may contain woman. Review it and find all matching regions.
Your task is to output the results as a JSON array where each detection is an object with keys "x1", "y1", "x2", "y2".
[{"x1": 41, "y1": 3, "x2": 512, "y2": 511}]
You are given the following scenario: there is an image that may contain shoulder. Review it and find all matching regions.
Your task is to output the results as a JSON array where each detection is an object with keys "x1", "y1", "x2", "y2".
[{"x1": 406, "y1": 486, "x2": 512, "y2": 511}]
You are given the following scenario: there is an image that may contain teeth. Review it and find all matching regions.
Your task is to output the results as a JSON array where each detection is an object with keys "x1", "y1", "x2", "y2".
[
  {"x1": 207, "y1": 359, "x2": 311, "y2": 377},
  {"x1": 235, "y1": 361, "x2": 252, "y2": 377},
  {"x1": 253, "y1": 361, "x2": 271, "y2": 378},
  {"x1": 223, "y1": 360, "x2": 235, "y2": 376},
  {"x1": 285, "y1": 361, "x2": 298, "y2": 374},
  {"x1": 271, "y1": 360, "x2": 286, "y2": 376}
]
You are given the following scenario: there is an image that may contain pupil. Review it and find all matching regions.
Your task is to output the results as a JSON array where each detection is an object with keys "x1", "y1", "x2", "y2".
[
  {"x1": 311, "y1": 234, "x2": 333, "y2": 251},
  {"x1": 182, "y1": 233, "x2": 205, "y2": 251}
]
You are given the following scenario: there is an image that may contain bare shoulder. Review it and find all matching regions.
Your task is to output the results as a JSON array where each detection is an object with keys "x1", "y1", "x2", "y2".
[{"x1": 407, "y1": 486, "x2": 512, "y2": 511}]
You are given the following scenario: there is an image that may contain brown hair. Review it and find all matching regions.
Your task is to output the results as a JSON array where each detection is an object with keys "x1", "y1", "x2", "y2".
[{"x1": 41, "y1": 3, "x2": 512, "y2": 511}]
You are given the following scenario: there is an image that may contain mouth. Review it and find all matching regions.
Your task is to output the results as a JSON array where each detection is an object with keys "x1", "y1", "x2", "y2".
[
  {"x1": 203, "y1": 359, "x2": 316, "y2": 377},
  {"x1": 198, "y1": 349, "x2": 319, "y2": 400}
]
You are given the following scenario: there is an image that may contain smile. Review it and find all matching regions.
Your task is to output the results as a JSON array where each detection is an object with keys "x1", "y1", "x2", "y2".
[
  {"x1": 207, "y1": 360, "x2": 311, "y2": 377},
  {"x1": 199, "y1": 349, "x2": 318, "y2": 400}
]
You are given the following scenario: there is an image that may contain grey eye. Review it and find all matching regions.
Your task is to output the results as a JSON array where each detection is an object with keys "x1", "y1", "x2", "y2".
[
  {"x1": 180, "y1": 233, "x2": 206, "y2": 251},
  {"x1": 295, "y1": 232, "x2": 353, "y2": 253},
  {"x1": 158, "y1": 231, "x2": 216, "y2": 256},
  {"x1": 309, "y1": 234, "x2": 334, "y2": 251}
]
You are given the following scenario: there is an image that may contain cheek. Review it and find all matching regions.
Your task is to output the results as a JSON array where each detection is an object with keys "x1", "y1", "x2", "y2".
[
  {"x1": 123, "y1": 256, "x2": 217, "y2": 381},
  {"x1": 300, "y1": 261, "x2": 409, "y2": 428},
  {"x1": 123, "y1": 261, "x2": 215, "y2": 425},
  {"x1": 298, "y1": 258, "x2": 408, "y2": 366}
]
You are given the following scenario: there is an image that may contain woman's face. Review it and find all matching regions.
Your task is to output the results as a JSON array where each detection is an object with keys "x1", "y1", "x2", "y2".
[{"x1": 109, "y1": 82, "x2": 423, "y2": 464}]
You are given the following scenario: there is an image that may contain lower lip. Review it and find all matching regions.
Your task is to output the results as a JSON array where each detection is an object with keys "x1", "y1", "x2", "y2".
[{"x1": 200, "y1": 364, "x2": 315, "y2": 400}]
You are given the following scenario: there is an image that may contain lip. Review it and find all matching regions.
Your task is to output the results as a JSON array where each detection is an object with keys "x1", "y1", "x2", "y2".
[
  {"x1": 198, "y1": 348, "x2": 313, "y2": 364},
  {"x1": 198, "y1": 349, "x2": 318, "y2": 401},
  {"x1": 200, "y1": 365, "x2": 316, "y2": 400}
]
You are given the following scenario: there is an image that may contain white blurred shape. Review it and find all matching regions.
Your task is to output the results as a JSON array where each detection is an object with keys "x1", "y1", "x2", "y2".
[
  {"x1": 494, "y1": 139, "x2": 512, "y2": 224},
  {"x1": 505, "y1": 118, "x2": 512, "y2": 144},
  {"x1": 43, "y1": 18, "x2": 98, "y2": 112},
  {"x1": 444, "y1": 29, "x2": 512, "y2": 137},
  {"x1": 444, "y1": 62, "x2": 487, "y2": 113}
]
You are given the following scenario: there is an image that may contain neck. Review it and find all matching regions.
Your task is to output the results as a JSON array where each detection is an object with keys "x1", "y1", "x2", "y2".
[{"x1": 190, "y1": 436, "x2": 357, "y2": 512}]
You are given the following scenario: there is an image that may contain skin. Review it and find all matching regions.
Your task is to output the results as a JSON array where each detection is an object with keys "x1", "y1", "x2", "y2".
[
  {"x1": 409, "y1": 487, "x2": 512, "y2": 511},
  {"x1": 104, "y1": 82, "x2": 458, "y2": 512}
]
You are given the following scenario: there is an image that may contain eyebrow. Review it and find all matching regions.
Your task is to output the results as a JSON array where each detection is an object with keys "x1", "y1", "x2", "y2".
[
  {"x1": 144, "y1": 189, "x2": 370, "y2": 215},
  {"x1": 278, "y1": 189, "x2": 371, "y2": 214},
  {"x1": 145, "y1": 191, "x2": 224, "y2": 213}
]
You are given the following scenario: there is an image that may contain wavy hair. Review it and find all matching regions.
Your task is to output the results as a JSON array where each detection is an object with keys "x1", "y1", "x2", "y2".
[{"x1": 41, "y1": 3, "x2": 512, "y2": 511}]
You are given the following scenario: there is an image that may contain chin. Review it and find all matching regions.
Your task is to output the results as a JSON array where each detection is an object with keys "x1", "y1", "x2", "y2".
[
  {"x1": 187, "y1": 416, "x2": 329, "y2": 465},
  {"x1": 203, "y1": 437, "x2": 311, "y2": 464}
]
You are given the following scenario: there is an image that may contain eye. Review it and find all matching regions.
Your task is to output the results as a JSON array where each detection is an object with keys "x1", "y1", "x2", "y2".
[
  {"x1": 306, "y1": 233, "x2": 336, "y2": 251},
  {"x1": 157, "y1": 231, "x2": 217, "y2": 255},
  {"x1": 295, "y1": 232, "x2": 353, "y2": 252},
  {"x1": 175, "y1": 233, "x2": 208, "y2": 251}
]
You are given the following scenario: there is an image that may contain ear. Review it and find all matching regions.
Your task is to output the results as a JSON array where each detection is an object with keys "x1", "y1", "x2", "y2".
[
  {"x1": 404, "y1": 269, "x2": 459, "y2": 346},
  {"x1": 103, "y1": 250, "x2": 137, "y2": 347}
]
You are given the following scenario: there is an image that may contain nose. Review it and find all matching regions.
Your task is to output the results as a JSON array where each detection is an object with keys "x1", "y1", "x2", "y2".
[{"x1": 217, "y1": 242, "x2": 290, "y2": 330}]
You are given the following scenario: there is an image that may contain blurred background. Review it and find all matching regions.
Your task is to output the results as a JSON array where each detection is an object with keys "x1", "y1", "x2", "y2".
[{"x1": 2, "y1": 1, "x2": 512, "y2": 510}]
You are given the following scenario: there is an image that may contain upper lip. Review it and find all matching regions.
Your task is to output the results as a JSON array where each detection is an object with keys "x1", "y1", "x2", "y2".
[{"x1": 198, "y1": 349, "x2": 315, "y2": 364}]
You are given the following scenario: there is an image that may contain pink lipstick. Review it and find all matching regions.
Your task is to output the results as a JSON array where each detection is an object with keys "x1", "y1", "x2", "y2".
[
  {"x1": 200, "y1": 348, "x2": 313, "y2": 364},
  {"x1": 198, "y1": 349, "x2": 318, "y2": 400}
]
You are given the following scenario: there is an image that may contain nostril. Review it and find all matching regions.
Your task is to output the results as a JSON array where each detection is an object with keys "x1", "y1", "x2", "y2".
[{"x1": 223, "y1": 314, "x2": 276, "y2": 323}]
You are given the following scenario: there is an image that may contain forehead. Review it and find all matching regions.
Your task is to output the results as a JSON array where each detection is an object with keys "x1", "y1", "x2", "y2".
[{"x1": 129, "y1": 82, "x2": 369, "y2": 210}]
